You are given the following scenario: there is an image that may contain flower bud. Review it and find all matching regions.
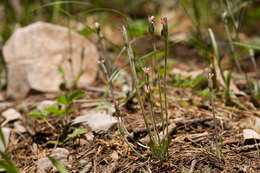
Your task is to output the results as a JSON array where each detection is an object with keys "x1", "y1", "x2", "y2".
[
  {"x1": 94, "y1": 22, "x2": 100, "y2": 29},
  {"x1": 97, "y1": 58, "x2": 105, "y2": 64},
  {"x1": 114, "y1": 99, "x2": 119, "y2": 105},
  {"x1": 148, "y1": 16, "x2": 155, "y2": 24},
  {"x1": 161, "y1": 17, "x2": 167, "y2": 25},
  {"x1": 161, "y1": 17, "x2": 168, "y2": 38},
  {"x1": 144, "y1": 85, "x2": 150, "y2": 93}
]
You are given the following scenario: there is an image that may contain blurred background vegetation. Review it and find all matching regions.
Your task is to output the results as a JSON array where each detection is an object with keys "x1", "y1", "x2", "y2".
[{"x1": 1, "y1": 0, "x2": 260, "y2": 91}]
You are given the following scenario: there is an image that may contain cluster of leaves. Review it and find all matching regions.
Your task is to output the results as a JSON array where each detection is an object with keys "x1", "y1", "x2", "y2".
[{"x1": 29, "y1": 90, "x2": 86, "y2": 145}]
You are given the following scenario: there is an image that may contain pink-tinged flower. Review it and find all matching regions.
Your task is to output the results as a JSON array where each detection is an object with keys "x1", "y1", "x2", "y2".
[
  {"x1": 94, "y1": 22, "x2": 100, "y2": 29},
  {"x1": 114, "y1": 99, "x2": 119, "y2": 105},
  {"x1": 161, "y1": 17, "x2": 167, "y2": 25},
  {"x1": 97, "y1": 58, "x2": 105, "y2": 64},
  {"x1": 222, "y1": 11, "x2": 227, "y2": 19},
  {"x1": 208, "y1": 72, "x2": 214, "y2": 79},
  {"x1": 148, "y1": 16, "x2": 155, "y2": 24},
  {"x1": 142, "y1": 67, "x2": 150, "y2": 73},
  {"x1": 144, "y1": 85, "x2": 150, "y2": 93},
  {"x1": 117, "y1": 117, "x2": 122, "y2": 123},
  {"x1": 121, "y1": 25, "x2": 126, "y2": 32}
]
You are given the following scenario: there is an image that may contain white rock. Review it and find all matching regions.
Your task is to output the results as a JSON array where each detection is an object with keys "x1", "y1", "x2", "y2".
[
  {"x1": 110, "y1": 151, "x2": 119, "y2": 161},
  {"x1": 3, "y1": 21, "x2": 99, "y2": 99},
  {"x1": 37, "y1": 148, "x2": 70, "y2": 172},
  {"x1": 37, "y1": 157, "x2": 53, "y2": 172},
  {"x1": 51, "y1": 148, "x2": 70, "y2": 165},
  {"x1": 0, "y1": 128, "x2": 10, "y2": 152},
  {"x1": 1, "y1": 108, "x2": 21, "y2": 126},
  {"x1": 14, "y1": 121, "x2": 26, "y2": 133},
  {"x1": 243, "y1": 129, "x2": 260, "y2": 141},
  {"x1": 0, "y1": 102, "x2": 14, "y2": 112},
  {"x1": 85, "y1": 131, "x2": 94, "y2": 141},
  {"x1": 37, "y1": 100, "x2": 57, "y2": 111},
  {"x1": 73, "y1": 112, "x2": 118, "y2": 133}
]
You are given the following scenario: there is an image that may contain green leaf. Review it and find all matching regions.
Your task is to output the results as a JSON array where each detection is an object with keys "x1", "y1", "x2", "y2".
[
  {"x1": 78, "y1": 26, "x2": 95, "y2": 37},
  {"x1": 198, "y1": 88, "x2": 210, "y2": 97},
  {"x1": 57, "y1": 94, "x2": 68, "y2": 106},
  {"x1": 63, "y1": 129, "x2": 87, "y2": 143},
  {"x1": 0, "y1": 126, "x2": 6, "y2": 151},
  {"x1": 182, "y1": 78, "x2": 192, "y2": 87},
  {"x1": 233, "y1": 42, "x2": 260, "y2": 51},
  {"x1": 126, "y1": 20, "x2": 147, "y2": 36},
  {"x1": 47, "y1": 155, "x2": 68, "y2": 173},
  {"x1": 208, "y1": 28, "x2": 220, "y2": 64},
  {"x1": 108, "y1": 69, "x2": 122, "y2": 84},
  {"x1": 29, "y1": 109, "x2": 49, "y2": 119},
  {"x1": 191, "y1": 75, "x2": 205, "y2": 88},
  {"x1": 0, "y1": 150, "x2": 19, "y2": 173},
  {"x1": 173, "y1": 74, "x2": 182, "y2": 87},
  {"x1": 45, "y1": 104, "x2": 61, "y2": 115},
  {"x1": 67, "y1": 90, "x2": 85, "y2": 104},
  {"x1": 138, "y1": 50, "x2": 161, "y2": 61}
]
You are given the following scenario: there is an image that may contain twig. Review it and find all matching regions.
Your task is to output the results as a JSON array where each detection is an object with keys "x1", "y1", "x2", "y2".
[{"x1": 189, "y1": 159, "x2": 197, "y2": 173}]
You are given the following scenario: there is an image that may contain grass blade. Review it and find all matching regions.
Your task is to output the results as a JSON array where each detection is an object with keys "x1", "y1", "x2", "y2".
[{"x1": 47, "y1": 155, "x2": 68, "y2": 173}]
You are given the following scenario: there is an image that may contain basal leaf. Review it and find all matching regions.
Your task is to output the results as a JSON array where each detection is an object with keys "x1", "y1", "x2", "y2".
[
  {"x1": 29, "y1": 109, "x2": 48, "y2": 119},
  {"x1": 67, "y1": 90, "x2": 85, "y2": 104},
  {"x1": 63, "y1": 129, "x2": 87, "y2": 143},
  {"x1": 57, "y1": 94, "x2": 68, "y2": 106},
  {"x1": 47, "y1": 155, "x2": 68, "y2": 173}
]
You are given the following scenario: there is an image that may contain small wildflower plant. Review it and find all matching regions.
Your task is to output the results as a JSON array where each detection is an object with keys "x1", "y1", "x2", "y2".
[
  {"x1": 94, "y1": 17, "x2": 171, "y2": 161},
  {"x1": 121, "y1": 16, "x2": 170, "y2": 161}
]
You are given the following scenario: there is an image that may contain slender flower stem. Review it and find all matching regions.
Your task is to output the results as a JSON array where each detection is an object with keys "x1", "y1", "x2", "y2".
[
  {"x1": 161, "y1": 17, "x2": 169, "y2": 138},
  {"x1": 96, "y1": 24, "x2": 145, "y2": 157},
  {"x1": 152, "y1": 36, "x2": 165, "y2": 136},
  {"x1": 95, "y1": 23, "x2": 120, "y2": 117},
  {"x1": 122, "y1": 27, "x2": 153, "y2": 142},
  {"x1": 145, "y1": 74, "x2": 161, "y2": 144},
  {"x1": 208, "y1": 72, "x2": 219, "y2": 151},
  {"x1": 163, "y1": 36, "x2": 169, "y2": 138}
]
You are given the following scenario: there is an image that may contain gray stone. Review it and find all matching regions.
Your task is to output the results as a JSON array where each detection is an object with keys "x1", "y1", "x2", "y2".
[
  {"x1": 1, "y1": 108, "x2": 21, "y2": 126},
  {"x1": 37, "y1": 157, "x2": 53, "y2": 172},
  {"x1": 37, "y1": 148, "x2": 70, "y2": 173},
  {"x1": 243, "y1": 129, "x2": 260, "y2": 141},
  {"x1": 3, "y1": 21, "x2": 99, "y2": 99},
  {"x1": 14, "y1": 121, "x2": 26, "y2": 133},
  {"x1": 85, "y1": 131, "x2": 94, "y2": 141},
  {"x1": 0, "y1": 102, "x2": 14, "y2": 113},
  {"x1": 73, "y1": 111, "x2": 118, "y2": 133}
]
